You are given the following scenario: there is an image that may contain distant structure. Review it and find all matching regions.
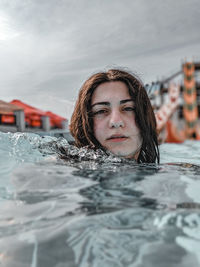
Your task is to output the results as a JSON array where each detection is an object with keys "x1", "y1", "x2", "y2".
[
  {"x1": 149, "y1": 61, "x2": 200, "y2": 143},
  {"x1": 0, "y1": 99, "x2": 69, "y2": 136},
  {"x1": 0, "y1": 100, "x2": 25, "y2": 132}
]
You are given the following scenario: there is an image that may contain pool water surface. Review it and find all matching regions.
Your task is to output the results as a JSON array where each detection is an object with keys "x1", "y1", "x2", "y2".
[{"x1": 0, "y1": 132, "x2": 200, "y2": 267}]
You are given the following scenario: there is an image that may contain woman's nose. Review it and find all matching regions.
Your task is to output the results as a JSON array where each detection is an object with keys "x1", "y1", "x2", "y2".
[{"x1": 109, "y1": 110, "x2": 124, "y2": 128}]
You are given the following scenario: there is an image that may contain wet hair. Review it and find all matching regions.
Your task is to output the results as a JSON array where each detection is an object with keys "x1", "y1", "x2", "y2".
[{"x1": 70, "y1": 69, "x2": 159, "y2": 163}]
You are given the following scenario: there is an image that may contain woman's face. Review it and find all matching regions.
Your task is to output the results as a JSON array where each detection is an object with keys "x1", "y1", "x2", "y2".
[{"x1": 91, "y1": 81, "x2": 142, "y2": 159}]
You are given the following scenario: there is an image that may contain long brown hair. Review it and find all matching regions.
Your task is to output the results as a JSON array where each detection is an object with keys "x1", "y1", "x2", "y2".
[{"x1": 70, "y1": 69, "x2": 159, "y2": 163}]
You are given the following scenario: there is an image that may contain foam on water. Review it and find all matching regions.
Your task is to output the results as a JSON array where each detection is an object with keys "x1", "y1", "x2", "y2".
[{"x1": 0, "y1": 132, "x2": 200, "y2": 267}]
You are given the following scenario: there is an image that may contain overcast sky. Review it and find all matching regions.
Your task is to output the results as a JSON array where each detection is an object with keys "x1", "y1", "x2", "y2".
[{"x1": 0, "y1": 0, "x2": 200, "y2": 119}]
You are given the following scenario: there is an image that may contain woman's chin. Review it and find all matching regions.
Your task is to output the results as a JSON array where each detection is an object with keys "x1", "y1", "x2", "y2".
[
  {"x1": 110, "y1": 150, "x2": 135, "y2": 159},
  {"x1": 107, "y1": 147, "x2": 140, "y2": 160}
]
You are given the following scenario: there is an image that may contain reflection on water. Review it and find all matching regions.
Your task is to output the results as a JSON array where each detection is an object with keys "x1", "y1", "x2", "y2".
[{"x1": 0, "y1": 132, "x2": 200, "y2": 266}]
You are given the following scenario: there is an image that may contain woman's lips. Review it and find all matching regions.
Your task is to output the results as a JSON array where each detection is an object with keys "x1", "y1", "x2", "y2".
[{"x1": 107, "y1": 135, "x2": 128, "y2": 142}]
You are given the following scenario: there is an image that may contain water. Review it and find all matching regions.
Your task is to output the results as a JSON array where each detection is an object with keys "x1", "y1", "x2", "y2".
[{"x1": 0, "y1": 132, "x2": 200, "y2": 267}]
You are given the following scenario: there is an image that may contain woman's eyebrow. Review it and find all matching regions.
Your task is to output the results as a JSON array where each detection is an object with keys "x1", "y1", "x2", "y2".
[
  {"x1": 120, "y1": 99, "x2": 133, "y2": 104},
  {"x1": 91, "y1": 99, "x2": 133, "y2": 108},
  {"x1": 91, "y1": 102, "x2": 110, "y2": 108}
]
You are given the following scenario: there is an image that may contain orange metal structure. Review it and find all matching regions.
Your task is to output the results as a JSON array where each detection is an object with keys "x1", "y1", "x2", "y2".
[
  {"x1": 45, "y1": 111, "x2": 67, "y2": 128},
  {"x1": 165, "y1": 120, "x2": 185, "y2": 143},
  {"x1": 182, "y1": 62, "x2": 199, "y2": 138},
  {"x1": 10, "y1": 100, "x2": 67, "y2": 129},
  {"x1": 155, "y1": 83, "x2": 180, "y2": 133},
  {"x1": 156, "y1": 61, "x2": 200, "y2": 143},
  {"x1": 10, "y1": 100, "x2": 46, "y2": 128},
  {"x1": 0, "y1": 100, "x2": 23, "y2": 125}
]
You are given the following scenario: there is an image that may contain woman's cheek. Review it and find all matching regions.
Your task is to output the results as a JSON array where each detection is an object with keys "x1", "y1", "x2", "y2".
[{"x1": 93, "y1": 121, "x2": 105, "y2": 142}]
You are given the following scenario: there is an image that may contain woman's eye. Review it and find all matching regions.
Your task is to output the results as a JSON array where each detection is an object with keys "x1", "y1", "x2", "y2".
[
  {"x1": 92, "y1": 109, "x2": 108, "y2": 116},
  {"x1": 123, "y1": 107, "x2": 135, "y2": 111}
]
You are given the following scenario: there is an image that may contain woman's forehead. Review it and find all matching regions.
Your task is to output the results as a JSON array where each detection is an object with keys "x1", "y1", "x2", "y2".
[{"x1": 91, "y1": 81, "x2": 131, "y2": 104}]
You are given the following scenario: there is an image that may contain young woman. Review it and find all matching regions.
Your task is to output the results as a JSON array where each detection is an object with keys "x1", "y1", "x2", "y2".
[{"x1": 70, "y1": 69, "x2": 159, "y2": 163}]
